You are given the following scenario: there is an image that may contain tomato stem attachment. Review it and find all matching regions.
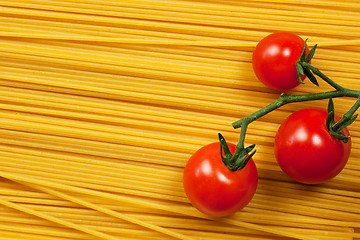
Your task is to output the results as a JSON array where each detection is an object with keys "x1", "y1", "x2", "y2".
[
  {"x1": 326, "y1": 98, "x2": 360, "y2": 142},
  {"x1": 297, "y1": 40, "x2": 344, "y2": 91},
  {"x1": 219, "y1": 132, "x2": 256, "y2": 171},
  {"x1": 301, "y1": 62, "x2": 344, "y2": 91},
  {"x1": 221, "y1": 40, "x2": 360, "y2": 166}
]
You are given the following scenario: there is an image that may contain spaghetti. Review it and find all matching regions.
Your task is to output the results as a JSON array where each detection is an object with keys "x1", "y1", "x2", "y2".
[{"x1": 0, "y1": 0, "x2": 359, "y2": 239}]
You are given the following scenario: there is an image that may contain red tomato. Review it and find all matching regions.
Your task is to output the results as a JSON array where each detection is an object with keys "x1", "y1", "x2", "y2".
[
  {"x1": 274, "y1": 108, "x2": 351, "y2": 184},
  {"x1": 252, "y1": 32, "x2": 309, "y2": 91},
  {"x1": 183, "y1": 142, "x2": 258, "y2": 217}
]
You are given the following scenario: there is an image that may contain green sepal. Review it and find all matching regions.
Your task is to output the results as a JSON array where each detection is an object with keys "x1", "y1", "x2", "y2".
[
  {"x1": 305, "y1": 44, "x2": 317, "y2": 63},
  {"x1": 328, "y1": 98, "x2": 335, "y2": 114},
  {"x1": 329, "y1": 130, "x2": 349, "y2": 143},
  {"x1": 325, "y1": 98, "x2": 352, "y2": 143},
  {"x1": 219, "y1": 133, "x2": 256, "y2": 171},
  {"x1": 297, "y1": 40, "x2": 318, "y2": 86},
  {"x1": 326, "y1": 98, "x2": 335, "y2": 130},
  {"x1": 299, "y1": 38, "x2": 308, "y2": 62},
  {"x1": 232, "y1": 144, "x2": 256, "y2": 171},
  {"x1": 296, "y1": 62, "x2": 305, "y2": 84},
  {"x1": 218, "y1": 133, "x2": 233, "y2": 163},
  {"x1": 236, "y1": 149, "x2": 256, "y2": 171},
  {"x1": 326, "y1": 110, "x2": 335, "y2": 131},
  {"x1": 303, "y1": 67, "x2": 319, "y2": 86}
]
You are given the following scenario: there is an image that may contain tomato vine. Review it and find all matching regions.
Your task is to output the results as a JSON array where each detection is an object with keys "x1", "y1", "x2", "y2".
[
  {"x1": 183, "y1": 33, "x2": 358, "y2": 217},
  {"x1": 221, "y1": 39, "x2": 360, "y2": 171}
]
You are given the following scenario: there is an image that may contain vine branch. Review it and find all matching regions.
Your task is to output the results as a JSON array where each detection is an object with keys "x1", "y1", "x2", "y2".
[{"x1": 219, "y1": 42, "x2": 360, "y2": 171}]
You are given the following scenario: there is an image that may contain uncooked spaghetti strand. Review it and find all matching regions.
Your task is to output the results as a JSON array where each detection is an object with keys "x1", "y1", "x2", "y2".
[
  {"x1": 0, "y1": 181, "x2": 358, "y2": 233},
  {"x1": 22, "y1": 183, "x2": 196, "y2": 240},
  {"x1": 0, "y1": 83, "x2": 237, "y2": 128},
  {"x1": 5, "y1": 0, "x2": 359, "y2": 31},
  {"x1": 0, "y1": 171, "x2": 320, "y2": 240},
  {"x1": 0, "y1": 228, "x2": 89, "y2": 240},
  {"x1": 0, "y1": 129, "x2": 190, "y2": 167},
  {"x1": 241, "y1": 0, "x2": 360, "y2": 8},
  {"x1": 0, "y1": 6, "x2": 261, "y2": 39},
  {"x1": 1, "y1": 30, "x2": 360, "y2": 47},
  {"x1": 0, "y1": 153, "x2": 185, "y2": 201},
  {"x1": 0, "y1": 40, "x2": 256, "y2": 84},
  {"x1": 1, "y1": 0, "x2": 359, "y2": 35},
  {"x1": 1, "y1": 5, "x2": 360, "y2": 39},
  {"x1": 0, "y1": 197, "x2": 125, "y2": 240},
  {"x1": 0, "y1": 145, "x2": 182, "y2": 185},
  {"x1": 1, "y1": 147, "x2": 359, "y2": 217},
  {"x1": 0, "y1": 50, "x2": 247, "y2": 90},
  {"x1": 0, "y1": 220, "x2": 99, "y2": 240},
  {"x1": 0, "y1": 118, "x2": 203, "y2": 156},
  {"x1": 0, "y1": 197, "x2": 358, "y2": 235},
  {"x1": 0, "y1": 102, "x2": 231, "y2": 140},
  {"x1": 25, "y1": 0, "x2": 360, "y2": 19},
  {"x1": 0, "y1": 191, "x2": 196, "y2": 240},
  {"x1": 0, "y1": 16, "x2": 246, "y2": 43},
  {"x1": 0, "y1": 89, "x2": 230, "y2": 132},
  {"x1": 0, "y1": 0, "x2": 356, "y2": 26},
  {"x1": 0, "y1": 144, "x2": 182, "y2": 181},
  {"x1": 258, "y1": 180, "x2": 360, "y2": 205},
  {"x1": 0, "y1": 34, "x2": 256, "y2": 46}
]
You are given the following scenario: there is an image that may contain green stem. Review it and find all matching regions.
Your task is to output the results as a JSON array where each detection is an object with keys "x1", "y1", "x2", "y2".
[
  {"x1": 301, "y1": 62, "x2": 344, "y2": 91},
  {"x1": 220, "y1": 48, "x2": 360, "y2": 171},
  {"x1": 332, "y1": 98, "x2": 360, "y2": 132},
  {"x1": 232, "y1": 89, "x2": 360, "y2": 129},
  {"x1": 230, "y1": 88, "x2": 360, "y2": 157},
  {"x1": 231, "y1": 120, "x2": 249, "y2": 164}
]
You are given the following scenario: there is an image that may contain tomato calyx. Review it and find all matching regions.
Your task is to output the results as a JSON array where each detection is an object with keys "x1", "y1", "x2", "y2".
[
  {"x1": 296, "y1": 39, "x2": 345, "y2": 91},
  {"x1": 295, "y1": 39, "x2": 359, "y2": 143},
  {"x1": 326, "y1": 98, "x2": 359, "y2": 143},
  {"x1": 218, "y1": 133, "x2": 256, "y2": 171},
  {"x1": 295, "y1": 39, "x2": 318, "y2": 86},
  {"x1": 230, "y1": 36, "x2": 360, "y2": 168}
]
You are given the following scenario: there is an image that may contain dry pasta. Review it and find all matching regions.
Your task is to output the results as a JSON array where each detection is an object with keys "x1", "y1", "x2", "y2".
[{"x1": 0, "y1": 0, "x2": 359, "y2": 239}]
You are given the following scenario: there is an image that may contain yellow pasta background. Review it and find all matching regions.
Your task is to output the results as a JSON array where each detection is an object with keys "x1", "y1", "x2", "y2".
[{"x1": 0, "y1": 0, "x2": 359, "y2": 239}]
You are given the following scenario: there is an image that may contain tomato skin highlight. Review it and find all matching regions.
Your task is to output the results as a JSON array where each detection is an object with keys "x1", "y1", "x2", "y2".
[
  {"x1": 183, "y1": 142, "x2": 258, "y2": 217},
  {"x1": 252, "y1": 32, "x2": 309, "y2": 91},
  {"x1": 274, "y1": 108, "x2": 351, "y2": 184}
]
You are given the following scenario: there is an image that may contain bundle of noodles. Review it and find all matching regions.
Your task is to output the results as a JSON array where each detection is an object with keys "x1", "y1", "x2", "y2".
[{"x1": 0, "y1": 0, "x2": 359, "y2": 239}]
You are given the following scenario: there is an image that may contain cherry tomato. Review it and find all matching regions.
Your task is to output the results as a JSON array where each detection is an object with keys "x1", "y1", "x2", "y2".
[
  {"x1": 274, "y1": 108, "x2": 351, "y2": 184},
  {"x1": 252, "y1": 32, "x2": 309, "y2": 91},
  {"x1": 183, "y1": 142, "x2": 258, "y2": 217}
]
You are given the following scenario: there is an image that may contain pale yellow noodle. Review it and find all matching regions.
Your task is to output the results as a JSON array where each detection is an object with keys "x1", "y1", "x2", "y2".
[
  {"x1": 0, "y1": 150, "x2": 355, "y2": 231},
  {"x1": 0, "y1": 1, "x2": 359, "y2": 240},
  {"x1": 1, "y1": 0, "x2": 355, "y2": 28},
  {"x1": 1, "y1": 144, "x2": 359, "y2": 219},
  {"x1": 18, "y1": 183, "x2": 196, "y2": 240},
  {"x1": 0, "y1": 183, "x2": 358, "y2": 237},
  {"x1": 0, "y1": 171, "x2": 324, "y2": 240},
  {"x1": 0, "y1": 198, "x2": 122, "y2": 240}
]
